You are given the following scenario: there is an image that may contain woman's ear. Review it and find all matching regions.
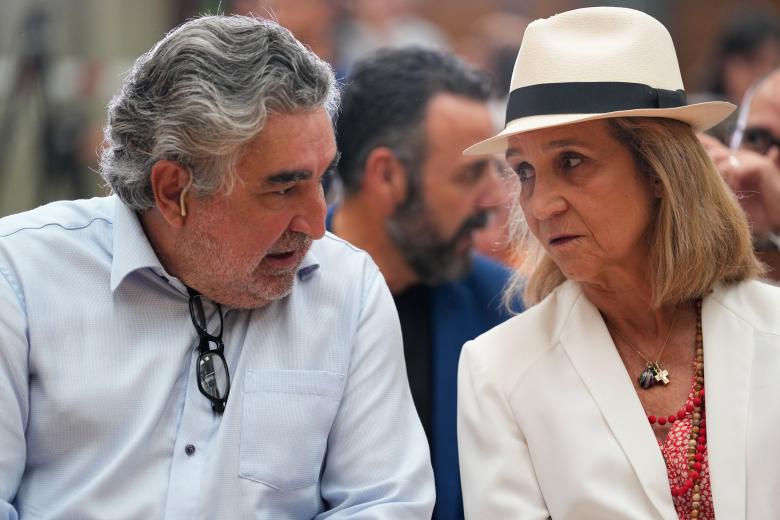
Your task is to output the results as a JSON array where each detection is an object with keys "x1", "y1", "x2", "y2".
[
  {"x1": 652, "y1": 176, "x2": 664, "y2": 199},
  {"x1": 149, "y1": 160, "x2": 192, "y2": 228}
]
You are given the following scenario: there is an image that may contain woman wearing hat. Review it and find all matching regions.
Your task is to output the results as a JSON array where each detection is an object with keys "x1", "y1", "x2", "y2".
[{"x1": 457, "y1": 7, "x2": 780, "y2": 520}]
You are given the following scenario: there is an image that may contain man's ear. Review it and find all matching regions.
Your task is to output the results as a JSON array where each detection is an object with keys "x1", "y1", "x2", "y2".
[
  {"x1": 362, "y1": 147, "x2": 408, "y2": 208},
  {"x1": 150, "y1": 160, "x2": 192, "y2": 228}
]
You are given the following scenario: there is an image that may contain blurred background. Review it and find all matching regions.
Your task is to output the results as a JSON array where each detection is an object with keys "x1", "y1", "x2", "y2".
[{"x1": 1, "y1": 0, "x2": 780, "y2": 216}]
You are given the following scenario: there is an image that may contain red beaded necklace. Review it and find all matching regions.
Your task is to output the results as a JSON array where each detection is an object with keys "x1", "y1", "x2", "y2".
[{"x1": 646, "y1": 299, "x2": 705, "y2": 516}]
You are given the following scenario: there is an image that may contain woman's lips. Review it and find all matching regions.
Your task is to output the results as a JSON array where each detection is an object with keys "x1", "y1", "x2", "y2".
[{"x1": 549, "y1": 235, "x2": 580, "y2": 246}]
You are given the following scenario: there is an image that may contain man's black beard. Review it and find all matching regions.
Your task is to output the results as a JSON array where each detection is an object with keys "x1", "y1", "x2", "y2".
[{"x1": 385, "y1": 195, "x2": 489, "y2": 285}]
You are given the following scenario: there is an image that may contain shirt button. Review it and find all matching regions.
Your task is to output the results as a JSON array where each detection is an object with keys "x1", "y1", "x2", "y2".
[{"x1": 185, "y1": 444, "x2": 196, "y2": 456}]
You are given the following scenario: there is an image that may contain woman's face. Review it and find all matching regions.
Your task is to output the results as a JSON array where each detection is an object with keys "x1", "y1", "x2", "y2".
[{"x1": 506, "y1": 119, "x2": 657, "y2": 288}]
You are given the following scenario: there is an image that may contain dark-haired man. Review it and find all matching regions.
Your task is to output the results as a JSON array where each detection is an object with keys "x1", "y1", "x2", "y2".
[{"x1": 330, "y1": 47, "x2": 522, "y2": 518}]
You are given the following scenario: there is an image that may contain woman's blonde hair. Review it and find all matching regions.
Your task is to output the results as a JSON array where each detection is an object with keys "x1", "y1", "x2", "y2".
[{"x1": 504, "y1": 117, "x2": 764, "y2": 308}]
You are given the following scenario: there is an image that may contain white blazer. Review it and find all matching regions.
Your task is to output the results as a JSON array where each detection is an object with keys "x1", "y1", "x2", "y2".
[{"x1": 458, "y1": 280, "x2": 780, "y2": 519}]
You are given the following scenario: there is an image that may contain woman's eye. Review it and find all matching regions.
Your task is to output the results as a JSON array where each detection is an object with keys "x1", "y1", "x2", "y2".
[
  {"x1": 512, "y1": 162, "x2": 534, "y2": 182},
  {"x1": 562, "y1": 154, "x2": 582, "y2": 169}
]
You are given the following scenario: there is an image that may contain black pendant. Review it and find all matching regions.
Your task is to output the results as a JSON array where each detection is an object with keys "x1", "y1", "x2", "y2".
[{"x1": 638, "y1": 365, "x2": 656, "y2": 389}]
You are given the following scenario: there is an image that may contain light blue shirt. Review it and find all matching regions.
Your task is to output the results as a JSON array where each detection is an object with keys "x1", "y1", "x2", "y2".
[{"x1": 0, "y1": 196, "x2": 434, "y2": 519}]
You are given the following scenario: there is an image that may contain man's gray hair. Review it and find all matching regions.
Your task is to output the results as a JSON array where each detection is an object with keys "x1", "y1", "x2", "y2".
[{"x1": 100, "y1": 15, "x2": 338, "y2": 210}]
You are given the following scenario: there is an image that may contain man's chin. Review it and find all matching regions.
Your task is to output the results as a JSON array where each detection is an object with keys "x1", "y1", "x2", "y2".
[{"x1": 414, "y1": 252, "x2": 473, "y2": 285}]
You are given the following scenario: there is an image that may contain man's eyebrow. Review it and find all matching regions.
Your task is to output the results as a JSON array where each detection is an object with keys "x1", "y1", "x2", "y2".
[
  {"x1": 265, "y1": 170, "x2": 312, "y2": 185},
  {"x1": 264, "y1": 152, "x2": 341, "y2": 186},
  {"x1": 458, "y1": 158, "x2": 490, "y2": 174}
]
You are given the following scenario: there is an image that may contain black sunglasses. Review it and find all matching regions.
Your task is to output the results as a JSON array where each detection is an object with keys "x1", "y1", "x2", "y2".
[
  {"x1": 740, "y1": 127, "x2": 780, "y2": 155},
  {"x1": 187, "y1": 287, "x2": 230, "y2": 413}
]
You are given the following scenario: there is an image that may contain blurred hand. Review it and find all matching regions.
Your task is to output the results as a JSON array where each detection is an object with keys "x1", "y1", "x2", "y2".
[{"x1": 699, "y1": 133, "x2": 780, "y2": 238}]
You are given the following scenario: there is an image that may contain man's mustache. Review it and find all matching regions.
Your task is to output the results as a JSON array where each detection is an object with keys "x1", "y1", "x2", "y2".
[
  {"x1": 450, "y1": 211, "x2": 490, "y2": 244},
  {"x1": 268, "y1": 232, "x2": 312, "y2": 254}
]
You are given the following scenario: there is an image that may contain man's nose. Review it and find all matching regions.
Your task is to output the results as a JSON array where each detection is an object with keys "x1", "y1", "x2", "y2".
[
  {"x1": 475, "y1": 160, "x2": 506, "y2": 210},
  {"x1": 288, "y1": 184, "x2": 326, "y2": 239}
]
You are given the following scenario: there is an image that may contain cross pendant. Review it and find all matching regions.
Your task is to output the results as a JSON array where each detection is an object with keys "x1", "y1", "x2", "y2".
[{"x1": 653, "y1": 364, "x2": 670, "y2": 385}]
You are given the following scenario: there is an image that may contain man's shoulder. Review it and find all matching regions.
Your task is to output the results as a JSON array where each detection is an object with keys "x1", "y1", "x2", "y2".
[
  {"x1": 467, "y1": 254, "x2": 513, "y2": 285},
  {"x1": 429, "y1": 254, "x2": 522, "y2": 325},
  {"x1": 0, "y1": 197, "x2": 114, "y2": 240},
  {"x1": 312, "y1": 231, "x2": 371, "y2": 260},
  {"x1": 309, "y1": 231, "x2": 378, "y2": 280},
  {"x1": 436, "y1": 254, "x2": 515, "y2": 306}
]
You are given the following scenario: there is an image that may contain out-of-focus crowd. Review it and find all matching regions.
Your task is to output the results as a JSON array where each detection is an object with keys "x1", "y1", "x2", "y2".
[{"x1": 3, "y1": 2, "x2": 780, "y2": 280}]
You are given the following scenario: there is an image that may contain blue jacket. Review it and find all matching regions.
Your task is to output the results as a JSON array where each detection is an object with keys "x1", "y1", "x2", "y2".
[
  {"x1": 429, "y1": 255, "x2": 519, "y2": 519},
  {"x1": 326, "y1": 208, "x2": 520, "y2": 518}
]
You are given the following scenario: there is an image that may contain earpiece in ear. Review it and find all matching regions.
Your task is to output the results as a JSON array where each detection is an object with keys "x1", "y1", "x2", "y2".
[{"x1": 179, "y1": 172, "x2": 194, "y2": 217}]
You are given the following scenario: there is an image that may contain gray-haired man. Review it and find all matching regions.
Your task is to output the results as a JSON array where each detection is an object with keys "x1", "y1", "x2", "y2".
[{"x1": 0, "y1": 16, "x2": 433, "y2": 518}]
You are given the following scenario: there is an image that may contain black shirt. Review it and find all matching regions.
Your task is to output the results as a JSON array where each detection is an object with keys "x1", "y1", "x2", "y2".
[{"x1": 392, "y1": 284, "x2": 433, "y2": 440}]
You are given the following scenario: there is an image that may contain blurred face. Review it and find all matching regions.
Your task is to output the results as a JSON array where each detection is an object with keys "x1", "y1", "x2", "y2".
[
  {"x1": 179, "y1": 109, "x2": 335, "y2": 308},
  {"x1": 742, "y1": 75, "x2": 780, "y2": 167},
  {"x1": 386, "y1": 93, "x2": 502, "y2": 283},
  {"x1": 507, "y1": 120, "x2": 656, "y2": 288}
]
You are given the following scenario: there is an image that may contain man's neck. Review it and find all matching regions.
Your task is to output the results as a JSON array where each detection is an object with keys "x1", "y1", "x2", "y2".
[
  {"x1": 332, "y1": 200, "x2": 419, "y2": 294},
  {"x1": 138, "y1": 208, "x2": 185, "y2": 283}
]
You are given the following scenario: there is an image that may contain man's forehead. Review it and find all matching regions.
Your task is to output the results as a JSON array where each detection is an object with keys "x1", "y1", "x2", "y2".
[
  {"x1": 748, "y1": 89, "x2": 780, "y2": 131},
  {"x1": 238, "y1": 110, "x2": 337, "y2": 181}
]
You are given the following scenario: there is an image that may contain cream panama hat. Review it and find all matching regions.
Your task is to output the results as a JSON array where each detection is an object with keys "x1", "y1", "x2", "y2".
[{"x1": 465, "y1": 6, "x2": 736, "y2": 155}]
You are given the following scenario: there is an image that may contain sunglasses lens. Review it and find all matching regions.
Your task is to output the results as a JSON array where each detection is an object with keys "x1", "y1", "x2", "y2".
[
  {"x1": 198, "y1": 351, "x2": 229, "y2": 399},
  {"x1": 742, "y1": 128, "x2": 772, "y2": 154}
]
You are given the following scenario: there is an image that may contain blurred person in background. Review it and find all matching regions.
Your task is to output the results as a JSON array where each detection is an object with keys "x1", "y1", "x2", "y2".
[
  {"x1": 455, "y1": 12, "x2": 530, "y2": 268},
  {"x1": 705, "y1": 7, "x2": 780, "y2": 107},
  {"x1": 0, "y1": 15, "x2": 434, "y2": 518},
  {"x1": 337, "y1": 0, "x2": 449, "y2": 70},
  {"x1": 701, "y1": 68, "x2": 780, "y2": 283},
  {"x1": 227, "y1": 0, "x2": 342, "y2": 71},
  {"x1": 694, "y1": 6, "x2": 780, "y2": 144},
  {"x1": 331, "y1": 46, "x2": 521, "y2": 519},
  {"x1": 458, "y1": 7, "x2": 780, "y2": 519}
]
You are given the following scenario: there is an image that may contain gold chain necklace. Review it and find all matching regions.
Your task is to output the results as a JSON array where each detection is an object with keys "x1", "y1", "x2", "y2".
[{"x1": 608, "y1": 305, "x2": 680, "y2": 389}]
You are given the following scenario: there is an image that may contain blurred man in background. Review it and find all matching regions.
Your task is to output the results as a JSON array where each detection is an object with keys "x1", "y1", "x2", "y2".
[
  {"x1": 701, "y1": 68, "x2": 780, "y2": 283},
  {"x1": 0, "y1": 15, "x2": 434, "y2": 518},
  {"x1": 696, "y1": 7, "x2": 780, "y2": 144},
  {"x1": 330, "y1": 46, "x2": 520, "y2": 518}
]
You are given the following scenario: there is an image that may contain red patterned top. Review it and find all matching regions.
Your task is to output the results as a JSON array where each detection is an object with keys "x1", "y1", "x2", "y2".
[{"x1": 658, "y1": 374, "x2": 713, "y2": 519}]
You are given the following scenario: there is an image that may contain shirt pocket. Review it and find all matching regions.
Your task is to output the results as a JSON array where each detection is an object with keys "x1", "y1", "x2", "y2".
[{"x1": 239, "y1": 369, "x2": 343, "y2": 491}]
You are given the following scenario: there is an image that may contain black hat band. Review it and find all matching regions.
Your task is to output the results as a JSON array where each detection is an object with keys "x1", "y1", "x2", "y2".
[{"x1": 505, "y1": 81, "x2": 687, "y2": 126}]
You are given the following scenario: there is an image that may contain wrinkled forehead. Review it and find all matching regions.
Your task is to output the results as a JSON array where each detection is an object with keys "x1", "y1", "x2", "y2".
[{"x1": 505, "y1": 119, "x2": 612, "y2": 158}]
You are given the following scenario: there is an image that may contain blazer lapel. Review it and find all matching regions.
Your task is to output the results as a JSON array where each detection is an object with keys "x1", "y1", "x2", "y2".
[
  {"x1": 557, "y1": 283, "x2": 677, "y2": 519},
  {"x1": 702, "y1": 289, "x2": 752, "y2": 520}
]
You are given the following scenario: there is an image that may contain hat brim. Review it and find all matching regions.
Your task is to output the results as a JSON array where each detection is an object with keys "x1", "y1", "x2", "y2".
[{"x1": 464, "y1": 100, "x2": 736, "y2": 155}]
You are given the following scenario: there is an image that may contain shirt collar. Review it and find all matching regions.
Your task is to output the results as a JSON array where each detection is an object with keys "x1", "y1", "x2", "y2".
[
  {"x1": 298, "y1": 246, "x2": 320, "y2": 281},
  {"x1": 110, "y1": 196, "x2": 322, "y2": 291},
  {"x1": 110, "y1": 196, "x2": 176, "y2": 293}
]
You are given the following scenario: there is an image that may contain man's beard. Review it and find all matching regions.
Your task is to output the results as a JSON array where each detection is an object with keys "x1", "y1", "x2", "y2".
[
  {"x1": 385, "y1": 192, "x2": 489, "y2": 285},
  {"x1": 179, "y1": 216, "x2": 312, "y2": 308}
]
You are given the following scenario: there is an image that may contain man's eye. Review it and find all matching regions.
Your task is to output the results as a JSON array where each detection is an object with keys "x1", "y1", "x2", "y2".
[{"x1": 274, "y1": 186, "x2": 294, "y2": 196}]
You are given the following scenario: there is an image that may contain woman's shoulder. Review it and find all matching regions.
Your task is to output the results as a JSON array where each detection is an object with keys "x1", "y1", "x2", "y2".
[
  {"x1": 709, "y1": 279, "x2": 780, "y2": 335},
  {"x1": 461, "y1": 280, "x2": 582, "y2": 379}
]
